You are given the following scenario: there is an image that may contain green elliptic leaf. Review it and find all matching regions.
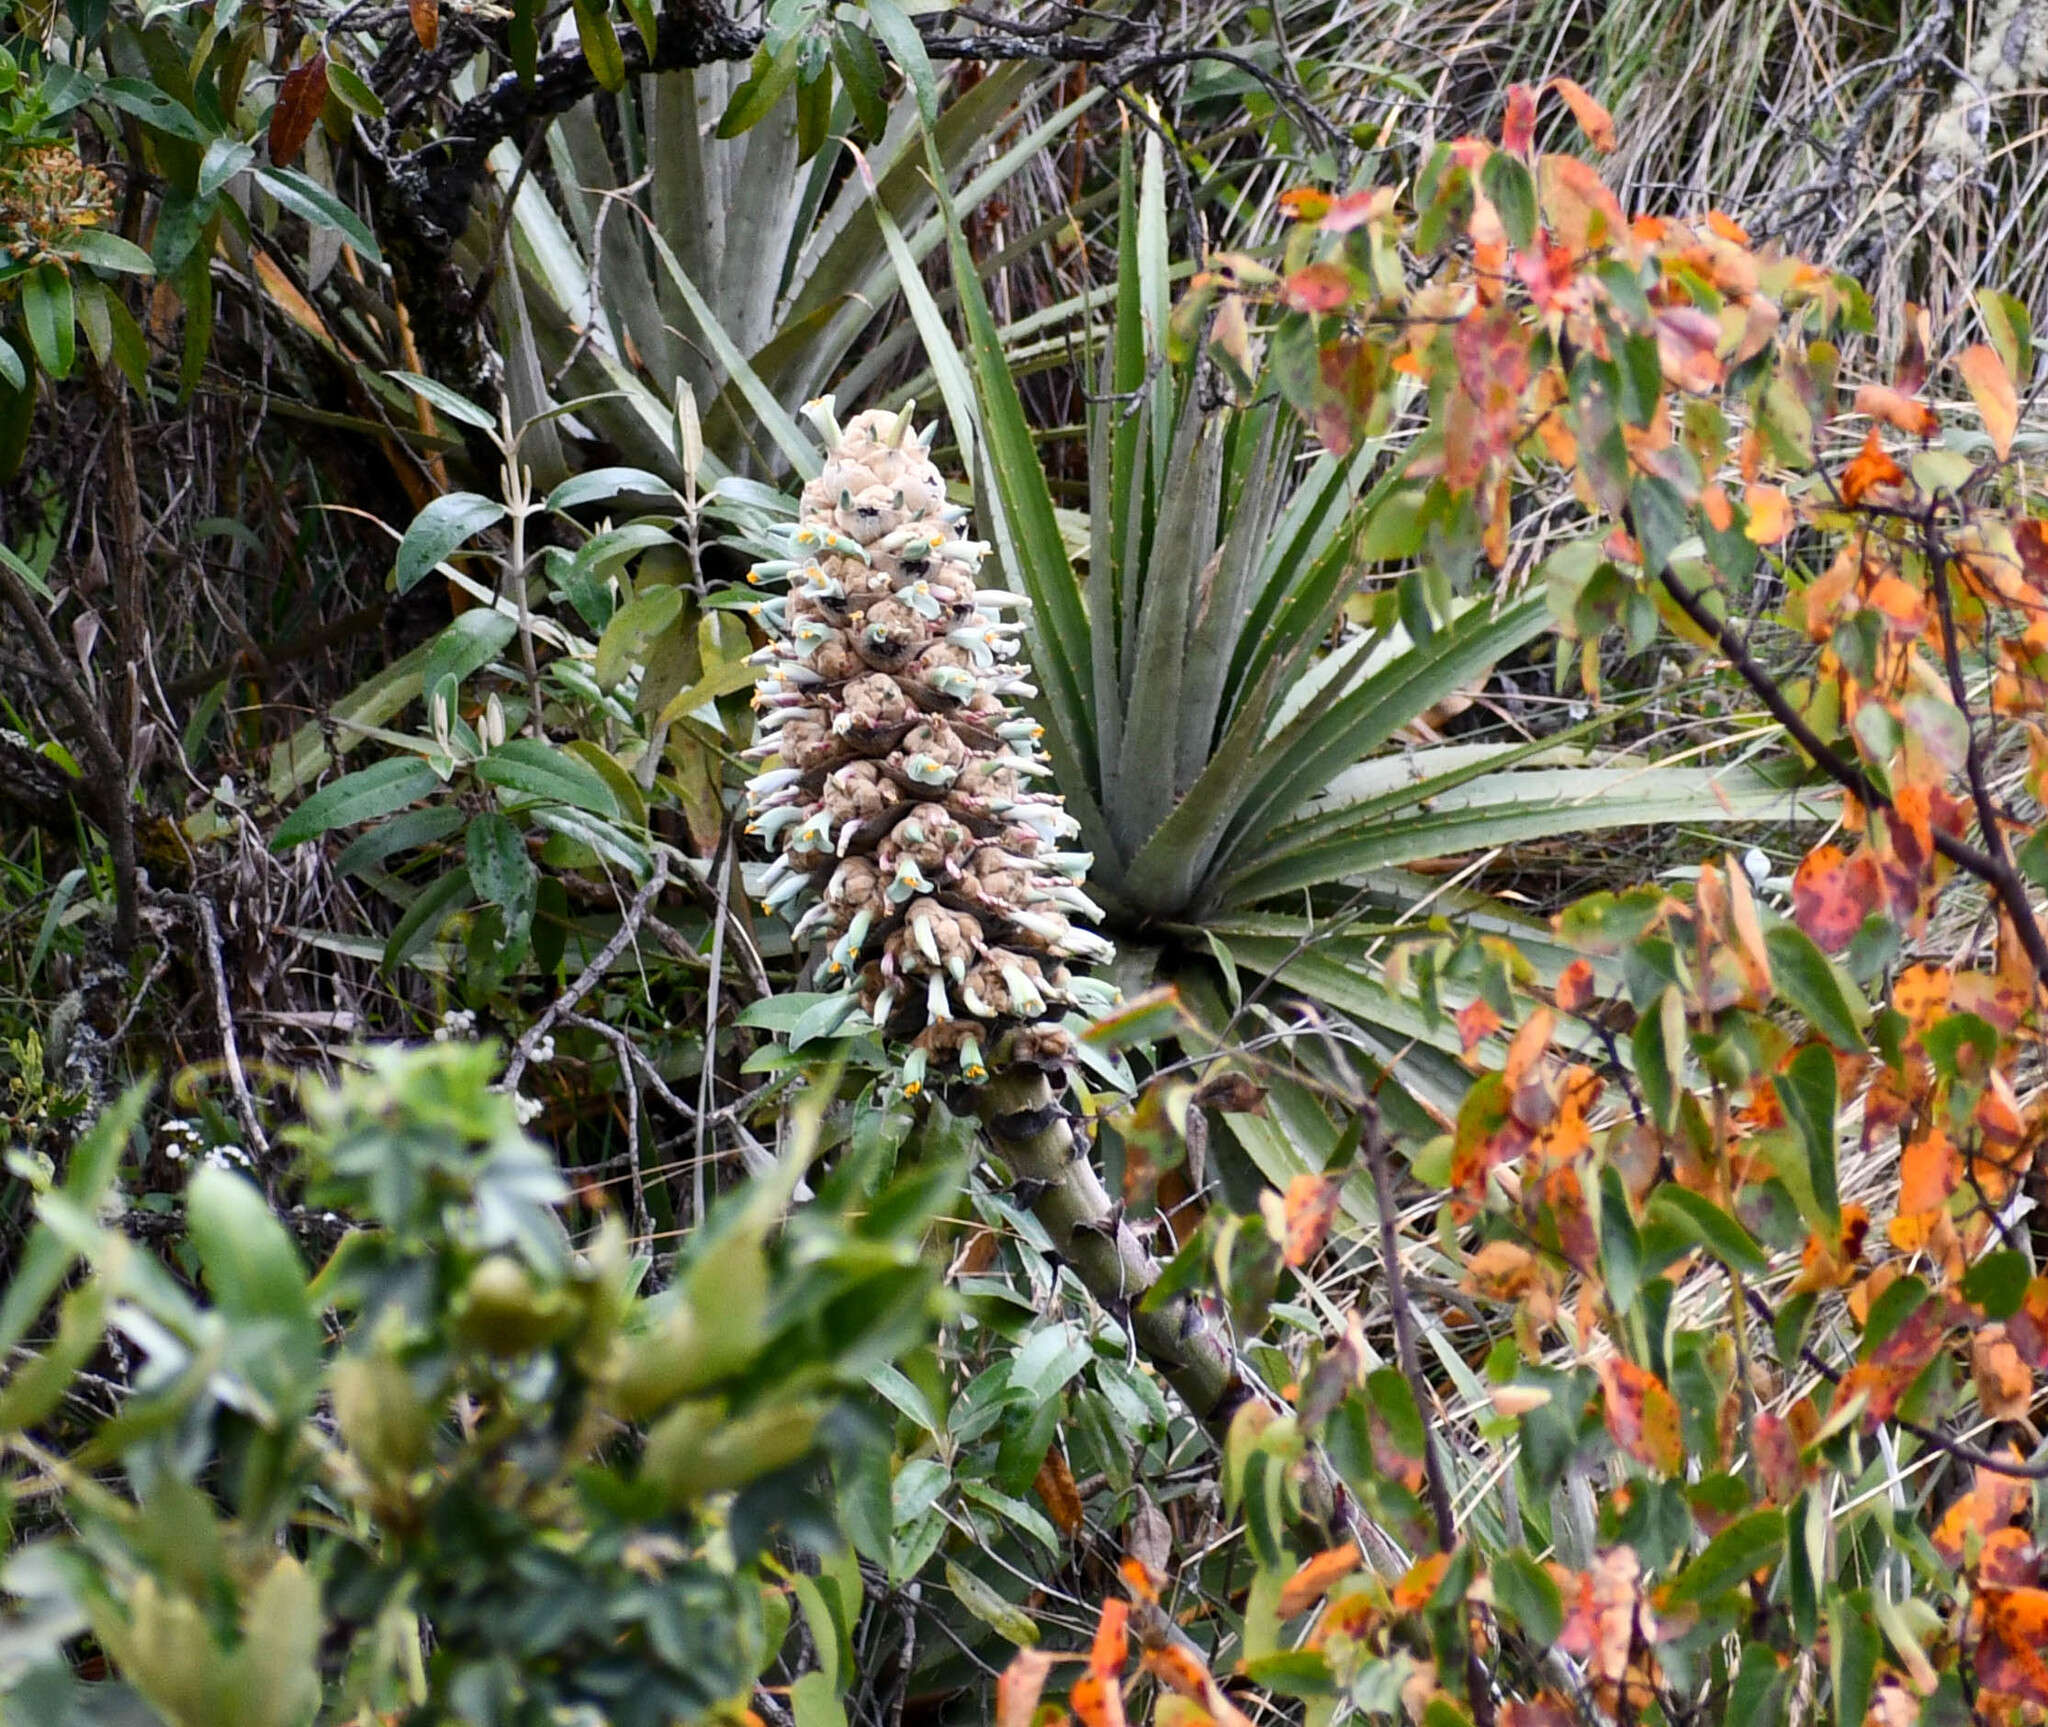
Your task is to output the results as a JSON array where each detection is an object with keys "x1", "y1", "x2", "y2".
[
  {"x1": 100, "y1": 78, "x2": 208, "y2": 141},
  {"x1": 1763, "y1": 924, "x2": 1868, "y2": 1052},
  {"x1": 1666, "y1": 1507, "x2": 1785, "y2": 1605},
  {"x1": 595, "y1": 583, "x2": 685, "y2": 692},
  {"x1": 67, "y1": 229, "x2": 154, "y2": 275},
  {"x1": 466, "y1": 811, "x2": 537, "y2": 922},
  {"x1": 571, "y1": 0, "x2": 626, "y2": 90},
  {"x1": 545, "y1": 466, "x2": 678, "y2": 511},
  {"x1": 382, "y1": 866, "x2": 474, "y2": 972},
  {"x1": 394, "y1": 492, "x2": 506, "y2": 593},
  {"x1": 1489, "y1": 1548, "x2": 1563, "y2": 1644},
  {"x1": 865, "y1": 0, "x2": 938, "y2": 127},
  {"x1": 386, "y1": 370, "x2": 496, "y2": 430},
  {"x1": 252, "y1": 165, "x2": 384, "y2": 264},
  {"x1": 476, "y1": 738, "x2": 621, "y2": 819},
  {"x1": 422, "y1": 608, "x2": 518, "y2": 697},
  {"x1": 272, "y1": 756, "x2": 442, "y2": 849},
  {"x1": 1772, "y1": 1042, "x2": 1840, "y2": 1233},
  {"x1": 22, "y1": 264, "x2": 73, "y2": 380},
  {"x1": 1647, "y1": 1186, "x2": 1770, "y2": 1277}
]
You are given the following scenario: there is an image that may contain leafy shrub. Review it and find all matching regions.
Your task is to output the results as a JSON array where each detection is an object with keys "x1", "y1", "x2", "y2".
[{"x1": 0, "y1": 1042, "x2": 953, "y2": 1724}]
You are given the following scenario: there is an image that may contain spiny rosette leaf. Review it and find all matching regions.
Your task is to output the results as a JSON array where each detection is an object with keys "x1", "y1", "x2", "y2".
[{"x1": 743, "y1": 398, "x2": 1118, "y2": 1094}]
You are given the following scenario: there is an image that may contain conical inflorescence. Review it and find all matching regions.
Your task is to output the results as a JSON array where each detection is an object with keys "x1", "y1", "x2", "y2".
[{"x1": 743, "y1": 401, "x2": 1118, "y2": 1093}]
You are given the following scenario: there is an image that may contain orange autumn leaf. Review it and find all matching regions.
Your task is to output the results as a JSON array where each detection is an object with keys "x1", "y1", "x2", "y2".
[
  {"x1": 1392, "y1": 1553, "x2": 1451, "y2": 1612},
  {"x1": 1975, "y1": 1326, "x2": 2034, "y2": 1422},
  {"x1": 1897, "y1": 1125, "x2": 1960, "y2": 1217},
  {"x1": 1596, "y1": 1358, "x2": 1684, "y2": 1474},
  {"x1": 1933, "y1": 1458, "x2": 2031, "y2": 1565},
  {"x1": 409, "y1": 0, "x2": 439, "y2": 47},
  {"x1": 1502, "y1": 1007, "x2": 1555, "y2": 1089},
  {"x1": 1960, "y1": 343, "x2": 2020, "y2": 461},
  {"x1": 1743, "y1": 483, "x2": 1792, "y2": 544},
  {"x1": 1154, "y1": 1700, "x2": 1216, "y2": 1727},
  {"x1": 1277, "y1": 1544, "x2": 1363, "y2": 1616},
  {"x1": 1556, "y1": 958, "x2": 1596, "y2": 1013},
  {"x1": 1790, "y1": 844, "x2": 1880, "y2": 952},
  {"x1": 1280, "y1": 1173, "x2": 1342, "y2": 1268},
  {"x1": 1841, "y1": 428, "x2": 1905, "y2": 504},
  {"x1": 1979, "y1": 1588, "x2": 2048, "y2": 1707},
  {"x1": 1118, "y1": 1556, "x2": 1161, "y2": 1605},
  {"x1": 1070, "y1": 1670, "x2": 1126, "y2": 1727},
  {"x1": 1549, "y1": 78, "x2": 1616, "y2": 152},
  {"x1": 1457, "y1": 996, "x2": 1503, "y2": 1053},
  {"x1": 1854, "y1": 383, "x2": 1940, "y2": 439},
  {"x1": 1277, "y1": 187, "x2": 1331, "y2": 222},
  {"x1": 1089, "y1": 1600, "x2": 1129, "y2": 1680},
  {"x1": 1140, "y1": 1641, "x2": 1212, "y2": 1698},
  {"x1": 1034, "y1": 1448, "x2": 1085, "y2": 1535}
]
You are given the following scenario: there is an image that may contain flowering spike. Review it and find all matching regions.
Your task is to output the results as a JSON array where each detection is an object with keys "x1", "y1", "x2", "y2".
[{"x1": 747, "y1": 405, "x2": 1115, "y2": 1092}]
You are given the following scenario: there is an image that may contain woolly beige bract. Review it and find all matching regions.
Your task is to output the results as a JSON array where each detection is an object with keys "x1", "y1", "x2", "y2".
[{"x1": 744, "y1": 401, "x2": 1116, "y2": 1094}]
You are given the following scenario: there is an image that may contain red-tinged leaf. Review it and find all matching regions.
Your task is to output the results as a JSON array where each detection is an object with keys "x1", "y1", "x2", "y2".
[
  {"x1": 1118, "y1": 1557, "x2": 1162, "y2": 1605},
  {"x1": 1705, "y1": 210, "x2": 1751, "y2": 245},
  {"x1": 1934, "y1": 1460, "x2": 2033, "y2": 1568},
  {"x1": 1277, "y1": 187, "x2": 1331, "y2": 223},
  {"x1": 998, "y1": 1651, "x2": 1057, "y2": 1727},
  {"x1": 1280, "y1": 1173, "x2": 1342, "y2": 1268},
  {"x1": 1457, "y1": 996, "x2": 1503, "y2": 1052},
  {"x1": 1895, "y1": 304, "x2": 1932, "y2": 394},
  {"x1": 269, "y1": 52, "x2": 329, "y2": 167},
  {"x1": 1548, "y1": 78, "x2": 1615, "y2": 151},
  {"x1": 409, "y1": 0, "x2": 439, "y2": 47},
  {"x1": 1841, "y1": 427, "x2": 1905, "y2": 504},
  {"x1": 1790, "y1": 843, "x2": 1881, "y2": 951},
  {"x1": 1502, "y1": 1699, "x2": 1580, "y2": 1727},
  {"x1": 1555, "y1": 958, "x2": 1596, "y2": 1013},
  {"x1": 1322, "y1": 187, "x2": 1397, "y2": 232},
  {"x1": 1070, "y1": 1671, "x2": 1126, "y2": 1727},
  {"x1": 1854, "y1": 383, "x2": 1939, "y2": 438},
  {"x1": 1277, "y1": 1544, "x2": 1362, "y2": 1616},
  {"x1": 1501, "y1": 83, "x2": 1537, "y2": 155},
  {"x1": 1089, "y1": 1599, "x2": 1128, "y2": 1681},
  {"x1": 1279, "y1": 264, "x2": 1352, "y2": 314},
  {"x1": 1960, "y1": 342, "x2": 2019, "y2": 461},
  {"x1": 1595, "y1": 1357, "x2": 1684, "y2": 1474},
  {"x1": 1751, "y1": 1412, "x2": 1808, "y2": 1504}
]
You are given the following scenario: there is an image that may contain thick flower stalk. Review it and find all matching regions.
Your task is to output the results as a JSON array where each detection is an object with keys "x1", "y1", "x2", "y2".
[
  {"x1": 743, "y1": 401, "x2": 1253, "y2": 1437},
  {"x1": 743, "y1": 400, "x2": 1119, "y2": 1094}
]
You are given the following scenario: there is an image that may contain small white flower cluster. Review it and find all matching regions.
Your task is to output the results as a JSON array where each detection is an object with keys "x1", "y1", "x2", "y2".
[
  {"x1": 158, "y1": 1118, "x2": 202, "y2": 1163},
  {"x1": 204, "y1": 1143, "x2": 254, "y2": 1171},
  {"x1": 433, "y1": 1008, "x2": 479, "y2": 1043},
  {"x1": 530, "y1": 1033, "x2": 556, "y2": 1065},
  {"x1": 514, "y1": 1093, "x2": 545, "y2": 1126}
]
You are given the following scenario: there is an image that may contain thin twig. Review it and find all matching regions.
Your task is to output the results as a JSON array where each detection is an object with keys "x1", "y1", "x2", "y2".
[
  {"x1": 1657, "y1": 563, "x2": 2048, "y2": 985},
  {"x1": 1364, "y1": 1104, "x2": 1495, "y2": 1727},
  {"x1": 195, "y1": 896, "x2": 271, "y2": 1159},
  {"x1": 504, "y1": 850, "x2": 671, "y2": 1090}
]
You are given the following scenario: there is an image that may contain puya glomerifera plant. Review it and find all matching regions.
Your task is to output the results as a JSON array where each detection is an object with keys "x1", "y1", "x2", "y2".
[
  {"x1": 741, "y1": 400, "x2": 1271, "y2": 1444},
  {"x1": 742, "y1": 399, "x2": 1119, "y2": 1096}
]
